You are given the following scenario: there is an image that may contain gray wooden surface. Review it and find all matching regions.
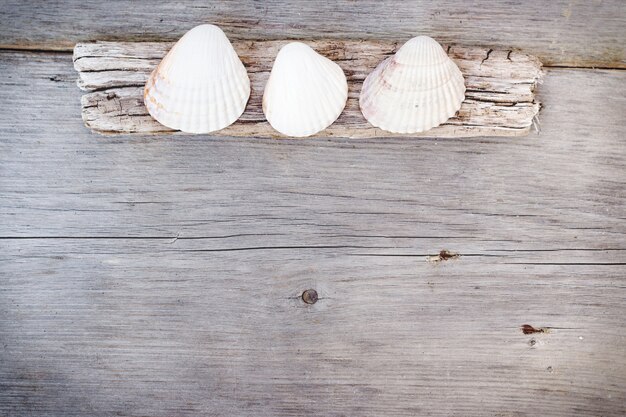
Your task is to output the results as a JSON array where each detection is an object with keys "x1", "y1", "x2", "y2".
[
  {"x1": 74, "y1": 41, "x2": 541, "y2": 137},
  {"x1": 1, "y1": 1, "x2": 626, "y2": 416},
  {"x1": 1, "y1": 0, "x2": 625, "y2": 68}
]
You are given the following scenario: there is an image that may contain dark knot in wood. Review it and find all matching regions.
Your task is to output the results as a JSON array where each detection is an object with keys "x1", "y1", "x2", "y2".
[{"x1": 521, "y1": 324, "x2": 547, "y2": 334}]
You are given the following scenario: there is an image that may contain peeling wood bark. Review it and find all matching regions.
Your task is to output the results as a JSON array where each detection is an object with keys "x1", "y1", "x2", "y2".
[{"x1": 73, "y1": 41, "x2": 542, "y2": 137}]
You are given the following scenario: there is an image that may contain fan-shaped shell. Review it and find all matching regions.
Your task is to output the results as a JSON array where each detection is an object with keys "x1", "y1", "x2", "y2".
[
  {"x1": 263, "y1": 42, "x2": 348, "y2": 137},
  {"x1": 359, "y1": 36, "x2": 465, "y2": 134},
  {"x1": 144, "y1": 24, "x2": 250, "y2": 134}
]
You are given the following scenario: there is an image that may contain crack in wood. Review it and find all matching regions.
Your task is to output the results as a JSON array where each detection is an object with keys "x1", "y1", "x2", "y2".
[
  {"x1": 73, "y1": 40, "x2": 543, "y2": 137},
  {"x1": 480, "y1": 48, "x2": 493, "y2": 66}
]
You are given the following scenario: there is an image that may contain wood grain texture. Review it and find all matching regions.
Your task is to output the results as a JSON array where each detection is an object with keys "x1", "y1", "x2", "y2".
[
  {"x1": 1, "y1": 0, "x2": 625, "y2": 68},
  {"x1": 73, "y1": 41, "x2": 542, "y2": 138},
  {"x1": 1, "y1": 240, "x2": 625, "y2": 417},
  {"x1": 1, "y1": 50, "x2": 625, "y2": 416}
]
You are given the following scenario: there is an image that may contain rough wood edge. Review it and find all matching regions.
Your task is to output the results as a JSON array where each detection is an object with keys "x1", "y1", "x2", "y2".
[{"x1": 73, "y1": 40, "x2": 543, "y2": 138}]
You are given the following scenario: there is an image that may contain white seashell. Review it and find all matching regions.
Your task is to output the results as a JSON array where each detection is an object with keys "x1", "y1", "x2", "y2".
[
  {"x1": 144, "y1": 24, "x2": 250, "y2": 134},
  {"x1": 263, "y1": 42, "x2": 348, "y2": 137},
  {"x1": 359, "y1": 36, "x2": 465, "y2": 134}
]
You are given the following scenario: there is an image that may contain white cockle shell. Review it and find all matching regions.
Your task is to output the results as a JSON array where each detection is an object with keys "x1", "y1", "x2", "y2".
[
  {"x1": 144, "y1": 24, "x2": 250, "y2": 134},
  {"x1": 263, "y1": 42, "x2": 348, "y2": 137},
  {"x1": 359, "y1": 36, "x2": 465, "y2": 134}
]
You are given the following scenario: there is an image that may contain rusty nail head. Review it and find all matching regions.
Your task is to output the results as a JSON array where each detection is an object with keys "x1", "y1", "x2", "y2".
[{"x1": 302, "y1": 289, "x2": 318, "y2": 304}]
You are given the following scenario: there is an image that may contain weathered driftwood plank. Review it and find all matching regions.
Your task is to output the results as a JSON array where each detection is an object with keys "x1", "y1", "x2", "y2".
[
  {"x1": 2, "y1": 0, "x2": 625, "y2": 68},
  {"x1": 1, "y1": 50, "x2": 625, "y2": 416},
  {"x1": 73, "y1": 41, "x2": 542, "y2": 138}
]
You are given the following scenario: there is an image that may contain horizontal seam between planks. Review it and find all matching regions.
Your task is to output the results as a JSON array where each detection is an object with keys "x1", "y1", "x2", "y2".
[{"x1": 0, "y1": 47, "x2": 625, "y2": 71}]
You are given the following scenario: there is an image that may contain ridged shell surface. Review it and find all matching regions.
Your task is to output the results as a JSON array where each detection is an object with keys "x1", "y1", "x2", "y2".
[
  {"x1": 263, "y1": 42, "x2": 348, "y2": 137},
  {"x1": 144, "y1": 24, "x2": 250, "y2": 134},
  {"x1": 359, "y1": 36, "x2": 465, "y2": 134}
]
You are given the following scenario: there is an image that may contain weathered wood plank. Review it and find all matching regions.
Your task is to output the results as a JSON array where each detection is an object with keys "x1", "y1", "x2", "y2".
[
  {"x1": 1, "y1": 239, "x2": 625, "y2": 417},
  {"x1": 73, "y1": 41, "x2": 542, "y2": 137},
  {"x1": 2, "y1": 52, "x2": 623, "y2": 247},
  {"x1": 0, "y1": 50, "x2": 625, "y2": 416},
  {"x1": 1, "y1": 0, "x2": 625, "y2": 68}
]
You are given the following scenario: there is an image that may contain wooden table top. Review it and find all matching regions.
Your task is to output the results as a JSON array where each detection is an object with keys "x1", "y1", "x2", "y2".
[{"x1": 1, "y1": 1, "x2": 624, "y2": 416}]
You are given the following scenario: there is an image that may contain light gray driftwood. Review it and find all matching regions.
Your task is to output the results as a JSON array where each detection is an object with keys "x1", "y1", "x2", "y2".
[
  {"x1": 73, "y1": 41, "x2": 542, "y2": 138},
  {"x1": 1, "y1": 50, "x2": 625, "y2": 416},
  {"x1": 1, "y1": 0, "x2": 625, "y2": 68}
]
